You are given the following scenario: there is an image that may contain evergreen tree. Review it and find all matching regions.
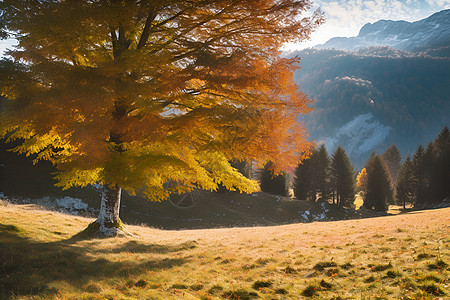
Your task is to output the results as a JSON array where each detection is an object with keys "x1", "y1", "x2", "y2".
[
  {"x1": 364, "y1": 154, "x2": 392, "y2": 212},
  {"x1": 293, "y1": 155, "x2": 315, "y2": 200},
  {"x1": 314, "y1": 144, "x2": 331, "y2": 201},
  {"x1": 412, "y1": 145, "x2": 431, "y2": 207},
  {"x1": 395, "y1": 156, "x2": 414, "y2": 209},
  {"x1": 0, "y1": 1, "x2": 322, "y2": 236},
  {"x1": 293, "y1": 144, "x2": 330, "y2": 201},
  {"x1": 330, "y1": 146, "x2": 355, "y2": 208},
  {"x1": 430, "y1": 126, "x2": 450, "y2": 202},
  {"x1": 260, "y1": 162, "x2": 289, "y2": 197},
  {"x1": 382, "y1": 145, "x2": 402, "y2": 183}
]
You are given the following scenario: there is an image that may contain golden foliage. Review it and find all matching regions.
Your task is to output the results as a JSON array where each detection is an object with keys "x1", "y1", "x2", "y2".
[
  {"x1": 0, "y1": 0, "x2": 323, "y2": 200},
  {"x1": 356, "y1": 168, "x2": 368, "y2": 193}
]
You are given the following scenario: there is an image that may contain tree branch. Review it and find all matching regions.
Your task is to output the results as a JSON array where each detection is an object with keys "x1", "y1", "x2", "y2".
[{"x1": 137, "y1": 7, "x2": 157, "y2": 50}]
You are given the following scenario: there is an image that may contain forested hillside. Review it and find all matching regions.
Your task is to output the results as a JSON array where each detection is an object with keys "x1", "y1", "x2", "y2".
[{"x1": 292, "y1": 47, "x2": 450, "y2": 168}]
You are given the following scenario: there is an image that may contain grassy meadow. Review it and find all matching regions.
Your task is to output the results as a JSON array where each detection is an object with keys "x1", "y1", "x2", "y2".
[{"x1": 0, "y1": 199, "x2": 449, "y2": 300}]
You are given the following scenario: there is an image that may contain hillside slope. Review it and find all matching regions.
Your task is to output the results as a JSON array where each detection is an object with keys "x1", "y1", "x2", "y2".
[
  {"x1": 1, "y1": 201, "x2": 449, "y2": 299},
  {"x1": 292, "y1": 47, "x2": 450, "y2": 168}
]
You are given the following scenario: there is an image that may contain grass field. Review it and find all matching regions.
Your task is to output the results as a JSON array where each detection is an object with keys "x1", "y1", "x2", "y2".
[{"x1": 0, "y1": 199, "x2": 448, "y2": 299}]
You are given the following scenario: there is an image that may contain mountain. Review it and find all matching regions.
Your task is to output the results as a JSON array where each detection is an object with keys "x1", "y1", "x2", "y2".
[
  {"x1": 290, "y1": 12, "x2": 450, "y2": 168},
  {"x1": 316, "y1": 9, "x2": 450, "y2": 53}
]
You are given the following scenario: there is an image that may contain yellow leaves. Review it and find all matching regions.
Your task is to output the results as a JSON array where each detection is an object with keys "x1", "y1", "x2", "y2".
[
  {"x1": 54, "y1": 168, "x2": 103, "y2": 190},
  {"x1": 0, "y1": 1, "x2": 321, "y2": 201},
  {"x1": 71, "y1": 109, "x2": 86, "y2": 122},
  {"x1": 356, "y1": 168, "x2": 369, "y2": 192},
  {"x1": 197, "y1": 151, "x2": 259, "y2": 194},
  {"x1": 6, "y1": 126, "x2": 76, "y2": 164}
]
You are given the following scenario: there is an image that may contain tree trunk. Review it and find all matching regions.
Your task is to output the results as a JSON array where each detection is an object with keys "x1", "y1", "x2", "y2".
[{"x1": 95, "y1": 184, "x2": 123, "y2": 237}]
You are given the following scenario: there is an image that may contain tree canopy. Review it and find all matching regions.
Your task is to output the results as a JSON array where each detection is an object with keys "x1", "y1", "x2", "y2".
[
  {"x1": 0, "y1": 0, "x2": 322, "y2": 198},
  {"x1": 0, "y1": 1, "x2": 323, "y2": 235}
]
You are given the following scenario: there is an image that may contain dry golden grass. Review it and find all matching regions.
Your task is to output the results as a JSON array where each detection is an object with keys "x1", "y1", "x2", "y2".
[{"x1": 1, "y1": 201, "x2": 449, "y2": 299}]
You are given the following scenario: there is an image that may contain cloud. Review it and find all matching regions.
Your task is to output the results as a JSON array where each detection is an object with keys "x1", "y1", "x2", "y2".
[{"x1": 334, "y1": 76, "x2": 372, "y2": 86}]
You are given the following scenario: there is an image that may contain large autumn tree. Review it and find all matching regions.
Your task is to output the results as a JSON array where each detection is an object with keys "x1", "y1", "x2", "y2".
[{"x1": 0, "y1": 1, "x2": 322, "y2": 236}]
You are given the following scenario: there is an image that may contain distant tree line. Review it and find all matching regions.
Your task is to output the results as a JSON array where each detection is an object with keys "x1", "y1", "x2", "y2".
[
  {"x1": 260, "y1": 126, "x2": 449, "y2": 212},
  {"x1": 395, "y1": 126, "x2": 450, "y2": 209}
]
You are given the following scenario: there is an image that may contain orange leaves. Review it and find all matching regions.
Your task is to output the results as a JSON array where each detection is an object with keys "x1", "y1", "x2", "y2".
[{"x1": 1, "y1": 0, "x2": 322, "y2": 199}]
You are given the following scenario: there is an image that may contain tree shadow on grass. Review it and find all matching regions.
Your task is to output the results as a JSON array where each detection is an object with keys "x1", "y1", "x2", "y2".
[
  {"x1": 0, "y1": 223, "x2": 191, "y2": 298},
  {"x1": 100, "y1": 240, "x2": 198, "y2": 254}
]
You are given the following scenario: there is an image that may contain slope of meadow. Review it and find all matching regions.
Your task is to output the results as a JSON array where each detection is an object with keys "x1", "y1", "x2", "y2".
[{"x1": 0, "y1": 199, "x2": 448, "y2": 299}]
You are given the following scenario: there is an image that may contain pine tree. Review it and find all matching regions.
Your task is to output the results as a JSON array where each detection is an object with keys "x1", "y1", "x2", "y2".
[
  {"x1": 294, "y1": 153, "x2": 315, "y2": 201},
  {"x1": 0, "y1": 1, "x2": 323, "y2": 236},
  {"x1": 382, "y1": 145, "x2": 402, "y2": 183},
  {"x1": 314, "y1": 144, "x2": 331, "y2": 201},
  {"x1": 364, "y1": 154, "x2": 392, "y2": 212},
  {"x1": 412, "y1": 145, "x2": 432, "y2": 207},
  {"x1": 260, "y1": 162, "x2": 289, "y2": 197},
  {"x1": 330, "y1": 146, "x2": 355, "y2": 208},
  {"x1": 430, "y1": 126, "x2": 450, "y2": 202},
  {"x1": 293, "y1": 144, "x2": 330, "y2": 201},
  {"x1": 395, "y1": 156, "x2": 414, "y2": 209}
]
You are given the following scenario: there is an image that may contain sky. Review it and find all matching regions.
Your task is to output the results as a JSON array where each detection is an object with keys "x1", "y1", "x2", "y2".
[
  {"x1": 0, "y1": 0, "x2": 449, "y2": 55},
  {"x1": 283, "y1": 0, "x2": 450, "y2": 51}
]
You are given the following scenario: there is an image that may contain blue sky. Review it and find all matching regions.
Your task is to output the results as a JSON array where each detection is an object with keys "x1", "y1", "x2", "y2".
[
  {"x1": 1, "y1": 0, "x2": 449, "y2": 55},
  {"x1": 284, "y1": 0, "x2": 450, "y2": 50}
]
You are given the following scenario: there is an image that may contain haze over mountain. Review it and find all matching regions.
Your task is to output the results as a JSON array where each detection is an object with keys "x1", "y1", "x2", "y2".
[
  {"x1": 315, "y1": 9, "x2": 450, "y2": 53},
  {"x1": 291, "y1": 9, "x2": 450, "y2": 169}
]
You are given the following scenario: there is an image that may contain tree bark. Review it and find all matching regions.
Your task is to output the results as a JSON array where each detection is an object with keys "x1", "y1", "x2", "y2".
[{"x1": 95, "y1": 184, "x2": 122, "y2": 237}]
